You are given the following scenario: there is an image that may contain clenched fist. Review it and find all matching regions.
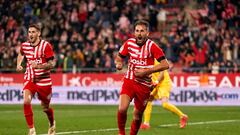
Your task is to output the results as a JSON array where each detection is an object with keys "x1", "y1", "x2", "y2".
[
  {"x1": 115, "y1": 62, "x2": 123, "y2": 70},
  {"x1": 16, "y1": 65, "x2": 23, "y2": 72}
]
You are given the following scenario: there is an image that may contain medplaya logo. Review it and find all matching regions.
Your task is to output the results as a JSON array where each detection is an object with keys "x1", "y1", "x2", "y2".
[
  {"x1": 67, "y1": 89, "x2": 120, "y2": 102},
  {"x1": 170, "y1": 89, "x2": 239, "y2": 103},
  {"x1": 0, "y1": 89, "x2": 40, "y2": 102},
  {"x1": 0, "y1": 89, "x2": 23, "y2": 101}
]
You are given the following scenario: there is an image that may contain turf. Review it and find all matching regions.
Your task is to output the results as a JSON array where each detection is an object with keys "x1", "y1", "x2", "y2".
[{"x1": 0, "y1": 105, "x2": 239, "y2": 135}]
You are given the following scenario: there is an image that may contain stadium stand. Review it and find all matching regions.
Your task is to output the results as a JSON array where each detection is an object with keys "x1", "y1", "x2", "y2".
[{"x1": 0, "y1": 0, "x2": 239, "y2": 73}]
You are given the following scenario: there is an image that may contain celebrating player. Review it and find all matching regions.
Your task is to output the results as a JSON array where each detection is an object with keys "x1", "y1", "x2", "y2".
[
  {"x1": 115, "y1": 20, "x2": 169, "y2": 135},
  {"x1": 140, "y1": 59, "x2": 188, "y2": 129},
  {"x1": 16, "y1": 24, "x2": 56, "y2": 135}
]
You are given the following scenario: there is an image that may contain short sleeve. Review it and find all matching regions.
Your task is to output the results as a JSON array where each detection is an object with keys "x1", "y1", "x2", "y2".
[
  {"x1": 44, "y1": 43, "x2": 54, "y2": 59},
  {"x1": 119, "y1": 41, "x2": 128, "y2": 56},
  {"x1": 151, "y1": 43, "x2": 165, "y2": 59}
]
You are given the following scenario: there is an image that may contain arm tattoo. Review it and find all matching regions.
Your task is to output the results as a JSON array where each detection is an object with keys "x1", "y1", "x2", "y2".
[{"x1": 39, "y1": 60, "x2": 55, "y2": 70}]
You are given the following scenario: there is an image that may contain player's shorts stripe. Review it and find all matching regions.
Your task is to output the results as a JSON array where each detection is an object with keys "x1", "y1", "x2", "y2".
[
  {"x1": 38, "y1": 78, "x2": 51, "y2": 81},
  {"x1": 35, "y1": 72, "x2": 46, "y2": 75},
  {"x1": 36, "y1": 82, "x2": 52, "y2": 86}
]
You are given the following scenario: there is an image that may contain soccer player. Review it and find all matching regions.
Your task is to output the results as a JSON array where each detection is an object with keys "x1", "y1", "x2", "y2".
[
  {"x1": 115, "y1": 20, "x2": 169, "y2": 135},
  {"x1": 16, "y1": 24, "x2": 56, "y2": 135},
  {"x1": 140, "y1": 59, "x2": 188, "y2": 129}
]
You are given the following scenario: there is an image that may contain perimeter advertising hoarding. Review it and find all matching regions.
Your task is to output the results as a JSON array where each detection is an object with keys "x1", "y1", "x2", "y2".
[
  {"x1": 0, "y1": 73, "x2": 239, "y2": 105},
  {"x1": 0, "y1": 86, "x2": 240, "y2": 105},
  {"x1": 0, "y1": 73, "x2": 239, "y2": 87}
]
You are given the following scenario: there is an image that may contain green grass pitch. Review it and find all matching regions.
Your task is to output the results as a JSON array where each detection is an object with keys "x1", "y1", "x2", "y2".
[{"x1": 0, "y1": 105, "x2": 239, "y2": 135}]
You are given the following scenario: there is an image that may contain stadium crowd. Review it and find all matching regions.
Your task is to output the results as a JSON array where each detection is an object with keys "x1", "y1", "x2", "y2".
[{"x1": 0, "y1": 0, "x2": 239, "y2": 73}]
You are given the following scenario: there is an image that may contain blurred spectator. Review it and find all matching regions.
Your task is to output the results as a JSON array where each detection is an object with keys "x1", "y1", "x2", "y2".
[{"x1": 157, "y1": 8, "x2": 168, "y2": 32}]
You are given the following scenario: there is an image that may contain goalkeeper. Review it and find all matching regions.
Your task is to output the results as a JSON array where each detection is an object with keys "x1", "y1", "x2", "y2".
[{"x1": 140, "y1": 59, "x2": 188, "y2": 129}]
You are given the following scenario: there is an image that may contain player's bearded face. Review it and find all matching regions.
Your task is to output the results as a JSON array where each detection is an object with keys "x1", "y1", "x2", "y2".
[
  {"x1": 134, "y1": 25, "x2": 149, "y2": 46},
  {"x1": 28, "y1": 27, "x2": 40, "y2": 44}
]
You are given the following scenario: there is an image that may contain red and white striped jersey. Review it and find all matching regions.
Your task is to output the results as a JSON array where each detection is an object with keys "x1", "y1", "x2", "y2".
[
  {"x1": 119, "y1": 38, "x2": 165, "y2": 87},
  {"x1": 20, "y1": 40, "x2": 54, "y2": 86}
]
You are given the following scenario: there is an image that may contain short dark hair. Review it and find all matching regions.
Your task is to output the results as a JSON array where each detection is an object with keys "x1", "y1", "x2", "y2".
[
  {"x1": 28, "y1": 23, "x2": 41, "y2": 31},
  {"x1": 134, "y1": 20, "x2": 149, "y2": 31}
]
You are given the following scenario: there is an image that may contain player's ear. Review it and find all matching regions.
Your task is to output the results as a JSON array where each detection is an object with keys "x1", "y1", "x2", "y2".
[
  {"x1": 147, "y1": 32, "x2": 150, "y2": 36},
  {"x1": 37, "y1": 31, "x2": 41, "y2": 37}
]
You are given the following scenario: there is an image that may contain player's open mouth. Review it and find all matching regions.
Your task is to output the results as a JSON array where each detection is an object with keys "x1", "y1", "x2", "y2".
[{"x1": 138, "y1": 37, "x2": 142, "y2": 40}]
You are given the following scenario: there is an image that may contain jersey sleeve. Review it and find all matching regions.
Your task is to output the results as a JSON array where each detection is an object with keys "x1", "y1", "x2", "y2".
[
  {"x1": 119, "y1": 41, "x2": 128, "y2": 57},
  {"x1": 151, "y1": 43, "x2": 165, "y2": 60},
  {"x1": 44, "y1": 42, "x2": 54, "y2": 59}
]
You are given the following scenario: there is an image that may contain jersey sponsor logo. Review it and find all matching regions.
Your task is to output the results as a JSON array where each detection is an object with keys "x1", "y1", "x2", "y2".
[
  {"x1": 130, "y1": 59, "x2": 147, "y2": 65},
  {"x1": 29, "y1": 58, "x2": 43, "y2": 64}
]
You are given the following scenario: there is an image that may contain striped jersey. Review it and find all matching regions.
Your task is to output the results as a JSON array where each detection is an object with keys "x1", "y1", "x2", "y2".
[
  {"x1": 20, "y1": 40, "x2": 54, "y2": 86},
  {"x1": 119, "y1": 38, "x2": 165, "y2": 87}
]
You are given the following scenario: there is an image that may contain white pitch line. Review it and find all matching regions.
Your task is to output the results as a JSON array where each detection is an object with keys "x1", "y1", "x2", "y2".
[
  {"x1": 39, "y1": 127, "x2": 130, "y2": 135},
  {"x1": 0, "y1": 110, "x2": 22, "y2": 113},
  {"x1": 39, "y1": 119, "x2": 240, "y2": 135},
  {"x1": 158, "y1": 119, "x2": 240, "y2": 127}
]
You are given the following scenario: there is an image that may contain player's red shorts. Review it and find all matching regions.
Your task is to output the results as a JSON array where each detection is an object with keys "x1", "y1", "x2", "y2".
[
  {"x1": 23, "y1": 80, "x2": 52, "y2": 104},
  {"x1": 120, "y1": 78, "x2": 151, "y2": 112}
]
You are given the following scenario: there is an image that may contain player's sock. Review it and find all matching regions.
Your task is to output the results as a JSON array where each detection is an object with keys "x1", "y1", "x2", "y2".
[
  {"x1": 118, "y1": 111, "x2": 127, "y2": 135},
  {"x1": 130, "y1": 118, "x2": 142, "y2": 135},
  {"x1": 24, "y1": 104, "x2": 34, "y2": 128},
  {"x1": 143, "y1": 101, "x2": 153, "y2": 124},
  {"x1": 162, "y1": 102, "x2": 184, "y2": 117},
  {"x1": 44, "y1": 108, "x2": 54, "y2": 126}
]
